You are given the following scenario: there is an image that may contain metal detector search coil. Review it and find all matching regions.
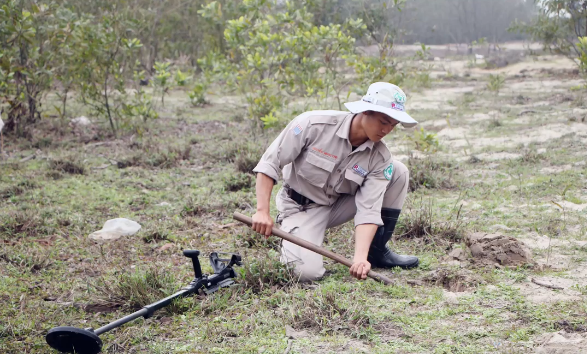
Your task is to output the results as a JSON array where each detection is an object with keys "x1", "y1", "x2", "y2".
[{"x1": 46, "y1": 250, "x2": 242, "y2": 354}]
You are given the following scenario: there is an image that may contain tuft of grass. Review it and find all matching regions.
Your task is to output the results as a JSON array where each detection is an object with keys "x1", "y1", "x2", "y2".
[
  {"x1": 93, "y1": 267, "x2": 186, "y2": 314},
  {"x1": 0, "y1": 210, "x2": 47, "y2": 237},
  {"x1": 202, "y1": 136, "x2": 264, "y2": 170},
  {"x1": 236, "y1": 227, "x2": 281, "y2": 250},
  {"x1": 148, "y1": 145, "x2": 192, "y2": 168},
  {"x1": 143, "y1": 229, "x2": 170, "y2": 243},
  {"x1": 118, "y1": 143, "x2": 192, "y2": 169},
  {"x1": 222, "y1": 172, "x2": 253, "y2": 192},
  {"x1": 32, "y1": 137, "x2": 52, "y2": 149},
  {"x1": 0, "y1": 180, "x2": 37, "y2": 199},
  {"x1": 0, "y1": 244, "x2": 53, "y2": 273},
  {"x1": 397, "y1": 198, "x2": 465, "y2": 245},
  {"x1": 408, "y1": 156, "x2": 457, "y2": 192},
  {"x1": 518, "y1": 148, "x2": 545, "y2": 164},
  {"x1": 49, "y1": 158, "x2": 86, "y2": 175},
  {"x1": 237, "y1": 250, "x2": 295, "y2": 293},
  {"x1": 487, "y1": 118, "x2": 502, "y2": 129},
  {"x1": 286, "y1": 287, "x2": 372, "y2": 338}
]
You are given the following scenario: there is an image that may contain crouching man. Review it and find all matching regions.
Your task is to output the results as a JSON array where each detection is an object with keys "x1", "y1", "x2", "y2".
[{"x1": 250, "y1": 82, "x2": 419, "y2": 281}]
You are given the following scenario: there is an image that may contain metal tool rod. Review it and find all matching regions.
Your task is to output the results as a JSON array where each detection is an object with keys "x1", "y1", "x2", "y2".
[
  {"x1": 233, "y1": 212, "x2": 395, "y2": 285},
  {"x1": 94, "y1": 287, "x2": 192, "y2": 335}
]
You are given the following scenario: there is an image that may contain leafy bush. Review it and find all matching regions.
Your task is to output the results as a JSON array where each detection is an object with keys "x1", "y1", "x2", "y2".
[
  {"x1": 188, "y1": 81, "x2": 209, "y2": 107},
  {"x1": 0, "y1": 2, "x2": 59, "y2": 136},
  {"x1": 487, "y1": 74, "x2": 506, "y2": 94},
  {"x1": 512, "y1": 0, "x2": 587, "y2": 79},
  {"x1": 408, "y1": 128, "x2": 440, "y2": 153},
  {"x1": 201, "y1": 1, "x2": 367, "y2": 129}
]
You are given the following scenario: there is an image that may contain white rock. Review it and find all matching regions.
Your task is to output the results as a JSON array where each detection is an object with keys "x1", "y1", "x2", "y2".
[
  {"x1": 0, "y1": 117, "x2": 4, "y2": 132},
  {"x1": 89, "y1": 218, "x2": 141, "y2": 241},
  {"x1": 157, "y1": 202, "x2": 171, "y2": 206},
  {"x1": 71, "y1": 116, "x2": 91, "y2": 126},
  {"x1": 475, "y1": 54, "x2": 484, "y2": 60}
]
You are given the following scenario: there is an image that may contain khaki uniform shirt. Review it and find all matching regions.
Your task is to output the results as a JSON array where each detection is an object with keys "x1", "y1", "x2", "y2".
[{"x1": 253, "y1": 110, "x2": 394, "y2": 227}]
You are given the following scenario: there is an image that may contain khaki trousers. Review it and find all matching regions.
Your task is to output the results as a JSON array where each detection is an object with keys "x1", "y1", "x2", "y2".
[{"x1": 277, "y1": 160, "x2": 409, "y2": 281}]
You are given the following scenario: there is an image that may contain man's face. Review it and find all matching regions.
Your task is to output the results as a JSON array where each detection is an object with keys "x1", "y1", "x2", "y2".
[{"x1": 363, "y1": 111, "x2": 399, "y2": 142}]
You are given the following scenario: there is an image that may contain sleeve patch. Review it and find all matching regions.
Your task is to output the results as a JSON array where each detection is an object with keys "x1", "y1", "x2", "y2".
[
  {"x1": 292, "y1": 124, "x2": 303, "y2": 136},
  {"x1": 384, "y1": 164, "x2": 394, "y2": 181}
]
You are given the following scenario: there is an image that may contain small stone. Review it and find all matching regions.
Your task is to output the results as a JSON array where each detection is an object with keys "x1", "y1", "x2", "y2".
[
  {"x1": 470, "y1": 244, "x2": 484, "y2": 257},
  {"x1": 448, "y1": 248, "x2": 467, "y2": 261},
  {"x1": 157, "y1": 202, "x2": 171, "y2": 206}
]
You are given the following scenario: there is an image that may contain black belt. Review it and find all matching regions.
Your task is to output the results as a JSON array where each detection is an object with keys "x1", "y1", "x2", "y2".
[{"x1": 286, "y1": 187, "x2": 315, "y2": 206}]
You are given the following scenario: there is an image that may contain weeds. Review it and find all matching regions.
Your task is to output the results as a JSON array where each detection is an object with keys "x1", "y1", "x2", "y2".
[
  {"x1": 222, "y1": 173, "x2": 253, "y2": 192},
  {"x1": 286, "y1": 288, "x2": 371, "y2": 338},
  {"x1": 0, "y1": 244, "x2": 53, "y2": 272},
  {"x1": 408, "y1": 128, "x2": 440, "y2": 153},
  {"x1": 397, "y1": 197, "x2": 465, "y2": 245},
  {"x1": 49, "y1": 158, "x2": 86, "y2": 175},
  {"x1": 181, "y1": 195, "x2": 249, "y2": 218},
  {"x1": 118, "y1": 144, "x2": 192, "y2": 169},
  {"x1": 519, "y1": 148, "x2": 545, "y2": 164},
  {"x1": 236, "y1": 227, "x2": 281, "y2": 250},
  {"x1": 487, "y1": 118, "x2": 503, "y2": 129},
  {"x1": 0, "y1": 210, "x2": 47, "y2": 237},
  {"x1": 408, "y1": 156, "x2": 457, "y2": 192},
  {"x1": 93, "y1": 267, "x2": 186, "y2": 314},
  {"x1": 487, "y1": 74, "x2": 505, "y2": 94},
  {"x1": 0, "y1": 180, "x2": 37, "y2": 199},
  {"x1": 237, "y1": 249, "x2": 295, "y2": 294}
]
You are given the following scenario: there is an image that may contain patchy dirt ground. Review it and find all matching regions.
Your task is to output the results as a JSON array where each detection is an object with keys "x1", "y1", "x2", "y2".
[{"x1": 1, "y1": 50, "x2": 586, "y2": 353}]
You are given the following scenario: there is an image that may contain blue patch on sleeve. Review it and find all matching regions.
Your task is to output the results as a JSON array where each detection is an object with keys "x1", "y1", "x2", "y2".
[{"x1": 292, "y1": 124, "x2": 303, "y2": 136}]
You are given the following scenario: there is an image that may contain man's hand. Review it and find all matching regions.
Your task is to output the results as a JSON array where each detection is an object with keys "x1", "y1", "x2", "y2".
[
  {"x1": 349, "y1": 259, "x2": 371, "y2": 280},
  {"x1": 252, "y1": 211, "x2": 274, "y2": 237}
]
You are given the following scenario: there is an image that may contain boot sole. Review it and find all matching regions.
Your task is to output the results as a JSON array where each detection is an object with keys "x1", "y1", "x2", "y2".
[{"x1": 369, "y1": 259, "x2": 420, "y2": 270}]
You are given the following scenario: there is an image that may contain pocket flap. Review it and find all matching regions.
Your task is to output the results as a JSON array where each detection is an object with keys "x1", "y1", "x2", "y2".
[
  {"x1": 306, "y1": 153, "x2": 335, "y2": 172},
  {"x1": 345, "y1": 169, "x2": 365, "y2": 185}
]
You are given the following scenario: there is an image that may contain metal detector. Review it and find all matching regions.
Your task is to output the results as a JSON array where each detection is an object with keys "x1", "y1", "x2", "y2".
[{"x1": 46, "y1": 250, "x2": 242, "y2": 354}]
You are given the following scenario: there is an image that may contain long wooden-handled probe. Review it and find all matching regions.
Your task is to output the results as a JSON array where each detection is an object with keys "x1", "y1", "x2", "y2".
[{"x1": 233, "y1": 212, "x2": 394, "y2": 285}]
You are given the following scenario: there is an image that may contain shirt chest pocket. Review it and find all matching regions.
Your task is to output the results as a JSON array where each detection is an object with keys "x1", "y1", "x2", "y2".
[
  {"x1": 336, "y1": 169, "x2": 365, "y2": 195},
  {"x1": 298, "y1": 153, "x2": 335, "y2": 188}
]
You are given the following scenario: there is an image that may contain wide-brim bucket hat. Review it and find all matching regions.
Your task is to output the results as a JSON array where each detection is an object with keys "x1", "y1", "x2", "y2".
[{"x1": 344, "y1": 82, "x2": 418, "y2": 128}]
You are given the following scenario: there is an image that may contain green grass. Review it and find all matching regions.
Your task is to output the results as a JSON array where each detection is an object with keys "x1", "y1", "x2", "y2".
[{"x1": 1, "y1": 55, "x2": 587, "y2": 353}]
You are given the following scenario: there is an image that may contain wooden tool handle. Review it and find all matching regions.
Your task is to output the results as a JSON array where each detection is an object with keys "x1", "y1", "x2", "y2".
[{"x1": 233, "y1": 212, "x2": 394, "y2": 285}]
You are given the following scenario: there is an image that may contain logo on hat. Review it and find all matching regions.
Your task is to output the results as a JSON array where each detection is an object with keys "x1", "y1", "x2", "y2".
[{"x1": 394, "y1": 92, "x2": 406, "y2": 103}]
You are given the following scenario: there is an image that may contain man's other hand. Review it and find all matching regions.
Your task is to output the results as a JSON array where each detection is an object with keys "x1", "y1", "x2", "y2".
[
  {"x1": 252, "y1": 211, "x2": 274, "y2": 237},
  {"x1": 349, "y1": 259, "x2": 371, "y2": 280}
]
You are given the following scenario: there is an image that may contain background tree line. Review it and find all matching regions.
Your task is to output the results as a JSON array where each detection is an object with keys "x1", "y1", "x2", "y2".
[{"x1": 0, "y1": 0, "x2": 585, "y2": 140}]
